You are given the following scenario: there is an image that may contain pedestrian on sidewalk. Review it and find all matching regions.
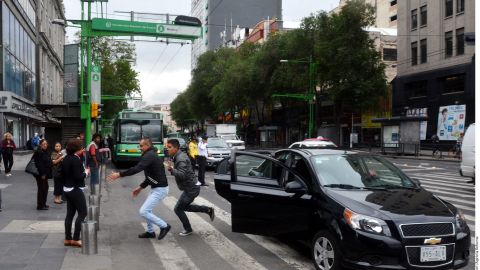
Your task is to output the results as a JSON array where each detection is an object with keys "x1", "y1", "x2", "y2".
[
  {"x1": 188, "y1": 135, "x2": 198, "y2": 173},
  {"x1": 32, "y1": 133, "x2": 40, "y2": 151},
  {"x1": 431, "y1": 134, "x2": 440, "y2": 157},
  {"x1": 197, "y1": 136, "x2": 208, "y2": 186},
  {"x1": 86, "y1": 133, "x2": 103, "y2": 193},
  {"x1": 62, "y1": 138, "x2": 89, "y2": 248},
  {"x1": 107, "y1": 137, "x2": 171, "y2": 240},
  {"x1": 33, "y1": 139, "x2": 52, "y2": 210},
  {"x1": 1, "y1": 132, "x2": 15, "y2": 176},
  {"x1": 52, "y1": 142, "x2": 66, "y2": 204},
  {"x1": 165, "y1": 139, "x2": 214, "y2": 236}
]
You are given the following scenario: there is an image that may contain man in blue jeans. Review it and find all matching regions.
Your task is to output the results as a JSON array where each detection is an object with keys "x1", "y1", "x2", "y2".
[
  {"x1": 86, "y1": 133, "x2": 103, "y2": 194},
  {"x1": 165, "y1": 139, "x2": 214, "y2": 236},
  {"x1": 107, "y1": 138, "x2": 171, "y2": 240}
]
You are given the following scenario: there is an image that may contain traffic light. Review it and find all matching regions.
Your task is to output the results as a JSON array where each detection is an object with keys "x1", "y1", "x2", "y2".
[
  {"x1": 97, "y1": 103, "x2": 103, "y2": 119},
  {"x1": 91, "y1": 103, "x2": 98, "y2": 118}
]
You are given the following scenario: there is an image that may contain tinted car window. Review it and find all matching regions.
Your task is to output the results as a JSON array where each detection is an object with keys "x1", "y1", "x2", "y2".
[
  {"x1": 208, "y1": 138, "x2": 229, "y2": 148},
  {"x1": 235, "y1": 155, "x2": 280, "y2": 186}
]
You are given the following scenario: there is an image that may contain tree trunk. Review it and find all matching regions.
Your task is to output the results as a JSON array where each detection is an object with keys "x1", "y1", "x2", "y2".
[{"x1": 334, "y1": 102, "x2": 342, "y2": 146}]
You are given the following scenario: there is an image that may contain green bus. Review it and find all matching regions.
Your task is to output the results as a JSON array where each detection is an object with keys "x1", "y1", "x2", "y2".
[{"x1": 111, "y1": 109, "x2": 164, "y2": 164}]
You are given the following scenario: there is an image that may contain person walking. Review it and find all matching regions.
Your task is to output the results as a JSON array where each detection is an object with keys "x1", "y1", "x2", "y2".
[
  {"x1": 431, "y1": 134, "x2": 440, "y2": 157},
  {"x1": 197, "y1": 136, "x2": 208, "y2": 186},
  {"x1": 188, "y1": 136, "x2": 198, "y2": 173},
  {"x1": 52, "y1": 142, "x2": 66, "y2": 204},
  {"x1": 1, "y1": 133, "x2": 15, "y2": 176},
  {"x1": 62, "y1": 139, "x2": 89, "y2": 248},
  {"x1": 33, "y1": 139, "x2": 52, "y2": 210},
  {"x1": 165, "y1": 139, "x2": 214, "y2": 236},
  {"x1": 86, "y1": 133, "x2": 103, "y2": 193},
  {"x1": 107, "y1": 137, "x2": 171, "y2": 240},
  {"x1": 32, "y1": 133, "x2": 40, "y2": 151}
]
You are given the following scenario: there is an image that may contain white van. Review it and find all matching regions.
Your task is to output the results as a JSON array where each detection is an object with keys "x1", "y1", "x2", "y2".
[{"x1": 460, "y1": 123, "x2": 475, "y2": 179}]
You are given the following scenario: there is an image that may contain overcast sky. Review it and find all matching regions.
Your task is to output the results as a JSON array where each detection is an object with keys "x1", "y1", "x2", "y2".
[{"x1": 64, "y1": 0, "x2": 339, "y2": 105}]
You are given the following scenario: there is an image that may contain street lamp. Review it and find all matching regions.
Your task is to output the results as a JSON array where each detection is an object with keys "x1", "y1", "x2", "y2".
[{"x1": 275, "y1": 56, "x2": 317, "y2": 138}]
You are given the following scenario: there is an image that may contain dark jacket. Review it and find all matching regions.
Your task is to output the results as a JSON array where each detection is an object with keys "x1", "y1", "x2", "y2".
[
  {"x1": 120, "y1": 147, "x2": 168, "y2": 189},
  {"x1": 170, "y1": 150, "x2": 198, "y2": 194},
  {"x1": 62, "y1": 154, "x2": 86, "y2": 189},
  {"x1": 33, "y1": 149, "x2": 52, "y2": 179},
  {"x1": 1, "y1": 139, "x2": 16, "y2": 155}
]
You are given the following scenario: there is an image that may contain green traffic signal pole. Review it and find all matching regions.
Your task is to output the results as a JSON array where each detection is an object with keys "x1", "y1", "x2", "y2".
[
  {"x1": 85, "y1": 1, "x2": 92, "y2": 145},
  {"x1": 274, "y1": 56, "x2": 317, "y2": 138}
]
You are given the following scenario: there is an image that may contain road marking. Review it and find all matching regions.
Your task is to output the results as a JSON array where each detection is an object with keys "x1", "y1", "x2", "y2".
[
  {"x1": 194, "y1": 196, "x2": 315, "y2": 270},
  {"x1": 142, "y1": 223, "x2": 199, "y2": 270},
  {"x1": 163, "y1": 196, "x2": 269, "y2": 270},
  {"x1": 413, "y1": 173, "x2": 472, "y2": 182},
  {"x1": 434, "y1": 194, "x2": 475, "y2": 208},
  {"x1": 0, "y1": 220, "x2": 64, "y2": 233},
  {"x1": 421, "y1": 184, "x2": 475, "y2": 198},
  {"x1": 0, "y1": 184, "x2": 11, "y2": 189}
]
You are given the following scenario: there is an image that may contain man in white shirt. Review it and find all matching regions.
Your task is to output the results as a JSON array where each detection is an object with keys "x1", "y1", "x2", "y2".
[{"x1": 197, "y1": 136, "x2": 208, "y2": 186}]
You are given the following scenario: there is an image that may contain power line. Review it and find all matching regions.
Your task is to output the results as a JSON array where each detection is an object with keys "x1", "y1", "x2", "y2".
[
  {"x1": 157, "y1": 45, "x2": 184, "y2": 77},
  {"x1": 208, "y1": 0, "x2": 225, "y2": 17},
  {"x1": 145, "y1": 44, "x2": 168, "y2": 82}
]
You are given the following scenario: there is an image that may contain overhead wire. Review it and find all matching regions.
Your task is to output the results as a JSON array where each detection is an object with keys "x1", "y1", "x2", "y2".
[{"x1": 144, "y1": 44, "x2": 169, "y2": 82}]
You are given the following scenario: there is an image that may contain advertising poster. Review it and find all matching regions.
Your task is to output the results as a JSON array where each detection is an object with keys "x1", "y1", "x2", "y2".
[{"x1": 437, "y1": 105, "x2": 466, "y2": 140}]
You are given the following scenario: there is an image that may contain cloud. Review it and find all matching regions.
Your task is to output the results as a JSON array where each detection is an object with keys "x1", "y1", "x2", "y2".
[{"x1": 139, "y1": 69, "x2": 191, "y2": 105}]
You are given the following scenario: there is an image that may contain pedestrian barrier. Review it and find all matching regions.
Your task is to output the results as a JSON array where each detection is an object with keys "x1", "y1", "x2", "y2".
[
  {"x1": 81, "y1": 221, "x2": 98, "y2": 255},
  {"x1": 88, "y1": 205, "x2": 100, "y2": 231}
]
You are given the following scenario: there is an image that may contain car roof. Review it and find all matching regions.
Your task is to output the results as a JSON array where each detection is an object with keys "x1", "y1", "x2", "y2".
[{"x1": 277, "y1": 148, "x2": 358, "y2": 158}]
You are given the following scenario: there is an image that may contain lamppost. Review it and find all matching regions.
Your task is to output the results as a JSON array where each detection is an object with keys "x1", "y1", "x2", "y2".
[{"x1": 274, "y1": 55, "x2": 317, "y2": 138}]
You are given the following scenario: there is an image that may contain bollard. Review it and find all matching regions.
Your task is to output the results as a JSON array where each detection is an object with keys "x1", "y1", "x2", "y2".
[
  {"x1": 89, "y1": 195, "x2": 98, "y2": 206},
  {"x1": 94, "y1": 184, "x2": 101, "y2": 196},
  {"x1": 81, "y1": 221, "x2": 98, "y2": 255},
  {"x1": 88, "y1": 205, "x2": 100, "y2": 231}
]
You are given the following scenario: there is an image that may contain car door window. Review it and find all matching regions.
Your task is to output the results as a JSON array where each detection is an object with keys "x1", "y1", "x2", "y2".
[{"x1": 235, "y1": 154, "x2": 281, "y2": 186}]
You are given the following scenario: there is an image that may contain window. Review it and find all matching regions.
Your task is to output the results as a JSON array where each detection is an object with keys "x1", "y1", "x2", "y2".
[
  {"x1": 445, "y1": 0, "x2": 453, "y2": 17},
  {"x1": 383, "y1": 48, "x2": 397, "y2": 61},
  {"x1": 407, "y1": 80, "x2": 428, "y2": 98},
  {"x1": 411, "y1": 9, "x2": 418, "y2": 29},
  {"x1": 445, "y1": 31, "x2": 453, "y2": 58},
  {"x1": 390, "y1": 15, "x2": 397, "y2": 22},
  {"x1": 443, "y1": 74, "x2": 465, "y2": 94},
  {"x1": 457, "y1": 0, "x2": 464, "y2": 13},
  {"x1": 235, "y1": 155, "x2": 281, "y2": 186},
  {"x1": 390, "y1": 0, "x2": 397, "y2": 6},
  {"x1": 456, "y1": 28, "x2": 465, "y2": 55},
  {"x1": 3, "y1": 7, "x2": 10, "y2": 47},
  {"x1": 411, "y1": 42, "x2": 418, "y2": 66},
  {"x1": 420, "y1": 5, "x2": 427, "y2": 26},
  {"x1": 420, "y1": 39, "x2": 427, "y2": 63}
]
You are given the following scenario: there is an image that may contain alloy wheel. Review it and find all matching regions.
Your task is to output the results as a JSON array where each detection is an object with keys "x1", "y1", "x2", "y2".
[{"x1": 313, "y1": 236, "x2": 335, "y2": 270}]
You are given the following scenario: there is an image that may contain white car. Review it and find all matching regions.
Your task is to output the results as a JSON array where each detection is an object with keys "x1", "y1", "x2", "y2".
[
  {"x1": 219, "y1": 134, "x2": 245, "y2": 150},
  {"x1": 289, "y1": 138, "x2": 337, "y2": 149},
  {"x1": 460, "y1": 123, "x2": 475, "y2": 180}
]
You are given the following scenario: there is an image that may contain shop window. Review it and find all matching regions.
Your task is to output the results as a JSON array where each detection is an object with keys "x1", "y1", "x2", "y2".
[
  {"x1": 445, "y1": 0, "x2": 453, "y2": 17},
  {"x1": 411, "y1": 42, "x2": 418, "y2": 66},
  {"x1": 420, "y1": 5, "x2": 427, "y2": 26},
  {"x1": 445, "y1": 31, "x2": 453, "y2": 58},
  {"x1": 443, "y1": 74, "x2": 465, "y2": 94},
  {"x1": 406, "y1": 80, "x2": 428, "y2": 99},
  {"x1": 411, "y1": 9, "x2": 418, "y2": 30},
  {"x1": 383, "y1": 48, "x2": 397, "y2": 61},
  {"x1": 420, "y1": 39, "x2": 427, "y2": 63},
  {"x1": 456, "y1": 28, "x2": 464, "y2": 55}
]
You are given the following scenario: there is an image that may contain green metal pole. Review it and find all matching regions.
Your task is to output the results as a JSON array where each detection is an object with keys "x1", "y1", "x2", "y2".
[{"x1": 85, "y1": 2, "x2": 92, "y2": 144}]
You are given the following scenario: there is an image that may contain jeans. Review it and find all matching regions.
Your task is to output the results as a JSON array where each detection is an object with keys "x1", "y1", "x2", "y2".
[
  {"x1": 64, "y1": 188, "x2": 87, "y2": 241},
  {"x1": 174, "y1": 190, "x2": 209, "y2": 231},
  {"x1": 89, "y1": 166, "x2": 99, "y2": 193},
  {"x1": 139, "y1": 187, "x2": 169, "y2": 233}
]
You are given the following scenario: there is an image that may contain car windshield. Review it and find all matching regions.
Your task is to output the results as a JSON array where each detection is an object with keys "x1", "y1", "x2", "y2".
[
  {"x1": 310, "y1": 154, "x2": 415, "y2": 190},
  {"x1": 222, "y1": 135, "x2": 238, "y2": 141},
  {"x1": 208, "y1": 138, "x2": 229, "y2": 148}
]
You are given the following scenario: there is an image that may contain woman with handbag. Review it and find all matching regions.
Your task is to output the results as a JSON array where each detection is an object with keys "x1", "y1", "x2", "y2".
[
  {"x1": 63, "y1": 139, "x2": 89, "y2": 248},
  {"x1": 33, "y1": 139, "x2": 52, "y2": 210},
  {"x1": 1, "y1": 132, "x2": 15, "y2": 176},
  {"x1": 51, "y1": 142, "x2": 65, "y2": 204}
]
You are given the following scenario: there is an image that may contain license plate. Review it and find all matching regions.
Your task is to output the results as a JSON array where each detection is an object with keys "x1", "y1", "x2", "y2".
[{"x1": 420, "y1": 246, "x2": 446, "y2": 262}]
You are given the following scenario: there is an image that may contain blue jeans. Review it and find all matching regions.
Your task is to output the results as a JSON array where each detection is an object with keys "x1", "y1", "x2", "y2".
[
  {"x1": 89, "y1": 166, "x2": 99, "y2": 192},
  {"x1": 139, "y1": 187, "x2": 169, "y2": 233}
]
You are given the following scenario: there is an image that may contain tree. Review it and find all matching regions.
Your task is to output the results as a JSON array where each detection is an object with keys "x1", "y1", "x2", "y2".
[{"x1": 170, "y1": 91, "x2": 194, "y2": 129}]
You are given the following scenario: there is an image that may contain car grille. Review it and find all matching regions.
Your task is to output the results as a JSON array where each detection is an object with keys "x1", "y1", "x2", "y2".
[
  {"x1": 400, "y1": 223, "x2": 454, "y2": 237},
  {"x1": 405, "y1": 244, "x2": 454, "y2": 267},
  {"x1": 212, "y1": 154, "x2": 229, "y2": 158}
]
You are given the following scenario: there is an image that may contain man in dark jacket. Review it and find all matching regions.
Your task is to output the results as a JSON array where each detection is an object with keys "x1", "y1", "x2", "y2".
[
  {"x1": 165, "y1": 139, "x2": 214, "y2": 236},
  {"x1": 107, "y1": 138, "x2": 171, "y2": 240}
]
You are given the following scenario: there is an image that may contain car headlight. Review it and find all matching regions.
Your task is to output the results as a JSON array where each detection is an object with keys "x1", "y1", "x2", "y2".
[
  {"x1": 344, "y1": 208, "x2": 391, "y2": 237},
  {"x1": 455, "y1": 210, "x2": 468, "y2": 232}
]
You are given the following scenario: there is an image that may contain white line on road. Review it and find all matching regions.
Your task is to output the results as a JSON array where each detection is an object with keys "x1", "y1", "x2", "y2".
[
  {"x1": 0, "y1": 184, "x2": 11, "y2": 189},
  {"x1": 421, "y1": 184, "x2": 475, "y2": 198},
  {"x1": 163, "y1": 196, "x2": 269, "y2": 270}
]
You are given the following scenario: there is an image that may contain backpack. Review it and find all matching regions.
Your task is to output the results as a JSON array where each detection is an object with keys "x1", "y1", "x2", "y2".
[{"x1": 32, "y1": 136, "x2": 40, "y2": 146}]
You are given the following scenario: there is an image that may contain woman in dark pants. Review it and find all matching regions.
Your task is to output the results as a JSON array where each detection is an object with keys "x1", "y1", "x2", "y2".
[
  {"x1": 1, "y1": 132, "x2": 16, "y2": 176},
  {"x1": 51, "y1": 142, "x2": 65, "y2": 204},
  {"x1": 62, "y1": 139, "x2": 88, "y2": 248},
  {"x1": 33, "y1": 139, "x2": 52, "y2": 210}
]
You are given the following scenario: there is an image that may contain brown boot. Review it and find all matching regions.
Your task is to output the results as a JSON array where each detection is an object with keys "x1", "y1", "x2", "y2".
[{"x1": 70, "y1": 240, "x2": 82, "y2": 247}]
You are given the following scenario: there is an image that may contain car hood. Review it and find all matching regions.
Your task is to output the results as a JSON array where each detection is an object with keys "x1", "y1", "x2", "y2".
[
  {"x1": 208, "y1": 148, "x2": 230, "y2": 153},
  {"x1": 325, "y1": 188, "x2": 455, "y2": 222}
]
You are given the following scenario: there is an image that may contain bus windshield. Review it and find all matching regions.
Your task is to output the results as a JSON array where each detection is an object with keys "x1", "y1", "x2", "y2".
[{"x1": 119, "y1": 119, "x2": 162, "y2": 143}]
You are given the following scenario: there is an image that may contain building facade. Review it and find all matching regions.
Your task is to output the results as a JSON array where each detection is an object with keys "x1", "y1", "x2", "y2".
[
  {"x1": 0, "y1": 0, "x2": 64, "y2": 148},
  {"x1": 331, "y1": 0, "x2": 398, "y2": 28},
  {"x1": 190, "y1": 0, "x2": 282, "y2": 68},
  {"x1": 394, "y1": 0, "x2": 475, "y2": 143}
]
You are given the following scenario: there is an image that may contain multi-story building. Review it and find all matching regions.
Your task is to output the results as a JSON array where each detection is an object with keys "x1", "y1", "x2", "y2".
[
  {"x1": 144, "y1": 104, "x2": 178, "y2": 133},
  {"x1": 394, "y1": 0, "x2": 475, "y2": 142},
  {"x1": 331, "y1": 0, "x2": 398, "y2": 28},
  {"x1": 190, "y1": 0, "x2": 282, "y2": 69}
]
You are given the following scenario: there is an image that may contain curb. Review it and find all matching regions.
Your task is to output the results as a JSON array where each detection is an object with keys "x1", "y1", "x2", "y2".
[{"x1": 379, "y1": 154, "x2": 461, "y2": 163}]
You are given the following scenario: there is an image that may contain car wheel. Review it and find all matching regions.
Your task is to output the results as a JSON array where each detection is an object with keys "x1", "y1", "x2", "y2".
[{"x1": 311, "y1": 230, "x2": 342, "y2": 270}]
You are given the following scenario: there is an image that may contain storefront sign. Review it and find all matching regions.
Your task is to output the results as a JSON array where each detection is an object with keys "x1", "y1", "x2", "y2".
[
  {"x1": 0, "y1": 92, "x2": 44, "y2": 120},
  {"x1": 437, "y1": 105, "x2": 466, "y2": 140},
  {"x1": 406, "y1": 107, "x2": 428, "y2": 117}
]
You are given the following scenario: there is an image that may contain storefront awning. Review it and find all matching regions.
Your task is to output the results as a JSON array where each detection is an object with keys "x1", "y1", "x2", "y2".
[{"x1": 372, "y1": 116, "x2": 428, "y2": 124}]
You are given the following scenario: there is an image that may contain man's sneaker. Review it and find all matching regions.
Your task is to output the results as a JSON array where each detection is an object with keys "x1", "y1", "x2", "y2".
[
  {"x1": 157, "y1": 224, "x2": 171, "y2": 240},
  {"x1": 195, "y1": 181, "x2": 201, "y2": 186},
  {"x1": 208, "y1": 207, "x2": 215, "y2": 221},
  {"x1": 179, "y1": 230, "x2": 193, "y2": 236},
  {"x1": 138, "y1": 231, "x2": 156, "y2": 238}
]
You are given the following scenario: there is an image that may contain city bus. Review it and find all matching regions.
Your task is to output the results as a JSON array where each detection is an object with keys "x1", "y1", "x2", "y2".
[{"x1": 111, "y1": 109, "x2": 164, "y2": 164}]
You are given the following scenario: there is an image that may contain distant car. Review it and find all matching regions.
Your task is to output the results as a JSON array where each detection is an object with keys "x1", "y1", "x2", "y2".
[
  {"x1": 214, "y1": 149, "x2": 470, "y2": 270},
  {"x1": 460, "y1": 123, "x2": 475, "y2": 180},
  {"x1": 206, "y1": 137, "x2": 231, "y2": 168},
  {"x1": 289, "y1": 138, "x2": 337, "y2": 149},
  {"x1": 219, "y1": 134, "x2": 246, "y2": 150},
  {"x1": 177, "y1": 138, "x2": 188, "y2": 153}
]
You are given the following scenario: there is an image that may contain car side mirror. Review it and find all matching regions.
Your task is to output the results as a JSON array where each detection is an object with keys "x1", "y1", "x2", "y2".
[{"x1": 285, "y1": 179, "x2": 308, "y2": 195}]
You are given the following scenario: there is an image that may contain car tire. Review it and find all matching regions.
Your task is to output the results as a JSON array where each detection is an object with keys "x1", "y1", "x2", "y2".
[{"x1": 311, "y1": 230, "x2": 342, "y2": 270}]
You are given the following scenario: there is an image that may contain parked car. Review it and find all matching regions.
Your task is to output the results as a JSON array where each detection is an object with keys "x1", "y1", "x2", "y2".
[
  {"x1": 206, "y1": 137, "x2": 231, "y2": 168},
  {"x1": 460, "y1": 123, "x2": 475, "y2": 180},
  {"x1": 289, "y1": 138, "x2": 337, "y2": 149},
  {"x1": 220, "y1": 134, "x2": 246, "y2": 150},
  {"x1": 214, "y1": 149, "x2": 470, "y2": 270}
]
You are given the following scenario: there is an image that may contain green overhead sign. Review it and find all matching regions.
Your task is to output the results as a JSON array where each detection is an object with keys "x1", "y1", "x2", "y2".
[{"x1": 91, "y1": 18, "x2": 202, "y2": 39}]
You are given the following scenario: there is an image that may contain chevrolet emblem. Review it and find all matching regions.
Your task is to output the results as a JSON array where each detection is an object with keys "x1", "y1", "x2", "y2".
[{"x1": 424, "y1": 238, "x2": 442, "y2": 245}]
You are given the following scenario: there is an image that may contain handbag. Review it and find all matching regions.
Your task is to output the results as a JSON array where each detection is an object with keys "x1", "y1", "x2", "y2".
[{"x1": 25, "y1": 157, "x2": 39, "y2": 176}]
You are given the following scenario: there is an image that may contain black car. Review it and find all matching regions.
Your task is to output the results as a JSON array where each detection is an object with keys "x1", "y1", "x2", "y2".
[{"x1": 214, "y1": 149, "x2": 470, "y2": 270}]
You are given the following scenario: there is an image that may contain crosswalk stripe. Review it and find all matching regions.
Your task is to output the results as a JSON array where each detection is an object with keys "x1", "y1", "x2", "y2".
[
  {"x1": 412, "y1": 173, "x2": 472, "y2": 182},
  {"x1": 434, "y1": 194, "x2": 474, "y2": 208},
  {"x1": 412, "y1": 177, "x2": 474, "y2": 191},
  {"x1": 0, "y1": 184, "x2": 11, "y2": 189},
  {"x1": 142, "y1": 223, "x2": 199, "y2": 270},
  {"x1": 194, "y1": 196, "x2": 315, "y2": 270},
  {"x1": 163, "y1": 196, "x2": 269, "y2": 270},
  {"x1": 421, "y1": 184, "x2": 475, "y2": 198}
]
